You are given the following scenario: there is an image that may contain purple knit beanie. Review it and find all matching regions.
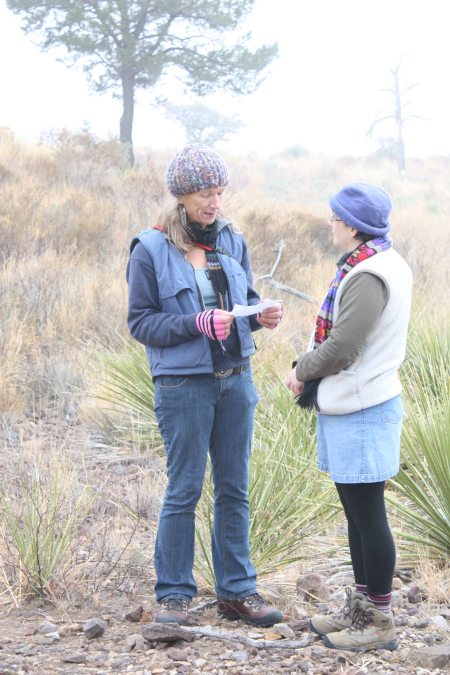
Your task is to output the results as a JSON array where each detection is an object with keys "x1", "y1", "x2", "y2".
[
  {"x1": 165, "y1": 143, "x2": 230, "y2": 197},
  {"x1": 329, "y1": 182, "x2": 392, "y2": 235}
]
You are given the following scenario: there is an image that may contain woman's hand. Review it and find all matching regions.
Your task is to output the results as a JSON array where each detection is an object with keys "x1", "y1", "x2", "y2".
[
  {"x1": 196, "y1": 309, "x2": 234, "y2": 340},
  {"x1": 214, "y1": 310, "x2": 234, "y2": 340},
  {"x1": 256, "y1": 300, "x2": 283, "y2": 329},
  {"x1": 286, "y1": 368, "x2": 304, "y2": 395}
]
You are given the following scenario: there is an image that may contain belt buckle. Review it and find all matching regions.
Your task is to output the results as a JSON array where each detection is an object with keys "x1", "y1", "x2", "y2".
[{"x1": 214, "y1": 369, "x2": 233, "y2": 379}]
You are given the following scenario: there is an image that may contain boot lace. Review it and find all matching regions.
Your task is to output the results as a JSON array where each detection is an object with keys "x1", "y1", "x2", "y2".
[
  {"x1": 245, "y1": 593, "x2": 266, "y2": 611},
  {"x1": 346, "y1": 605, "x2": 371, "y2": 634},
  {"x1": 161, "y1": 598, "x2": 189, "y2": 613},
  {"x1": 334, "y1": 586, "x2": 359, "y2": 620}
]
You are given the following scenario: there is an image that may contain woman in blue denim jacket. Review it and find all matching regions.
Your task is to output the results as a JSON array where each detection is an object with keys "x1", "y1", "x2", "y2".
[{"x1": 127, "y1": 144, "x2": 283, "y2": 627}]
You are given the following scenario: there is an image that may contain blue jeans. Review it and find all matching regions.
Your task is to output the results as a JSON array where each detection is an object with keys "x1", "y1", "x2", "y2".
[{"x1": 153, "y1": 369, "x2": 259, "y2": 602}]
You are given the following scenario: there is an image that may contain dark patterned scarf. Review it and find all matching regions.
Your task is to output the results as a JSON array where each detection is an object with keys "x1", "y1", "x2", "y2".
[
  {"x1": 296, "y1": 235, "x2": 392, "y2": 411},
  {"x1": 185, "y1": 218, "x2": 229, "y2": 309}
]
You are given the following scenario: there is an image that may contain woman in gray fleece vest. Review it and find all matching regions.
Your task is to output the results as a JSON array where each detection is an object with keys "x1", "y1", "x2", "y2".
[{"x1": 286, "y1": 182, "x2": 412, "y2": 653}]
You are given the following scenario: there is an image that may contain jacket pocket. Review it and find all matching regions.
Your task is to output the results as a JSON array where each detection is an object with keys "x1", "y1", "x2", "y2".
[{"x1": 158, "y1": 277, "x2": 197, "y2": 314}]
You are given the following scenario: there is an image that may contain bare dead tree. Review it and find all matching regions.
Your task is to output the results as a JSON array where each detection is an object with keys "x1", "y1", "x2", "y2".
[{"x1": 366, "y1": 55, "x2": 426, "y2": 179}]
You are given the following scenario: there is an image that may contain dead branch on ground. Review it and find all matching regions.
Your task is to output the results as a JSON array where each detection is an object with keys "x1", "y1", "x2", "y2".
[
  {"x1": 256, "y1": 240, "x2": 318, "y2": 305},
  {"x1": 184, "y1": 623, "x2": 314, "y2": 649}
]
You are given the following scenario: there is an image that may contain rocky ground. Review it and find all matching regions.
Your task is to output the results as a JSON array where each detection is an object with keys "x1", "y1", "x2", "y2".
[
  {"x1": 1, "y1": 581, "x2": 450, "y2": 675},
  {"x1": 1, "y1": 414, "x2": 450, "y2": 675}
]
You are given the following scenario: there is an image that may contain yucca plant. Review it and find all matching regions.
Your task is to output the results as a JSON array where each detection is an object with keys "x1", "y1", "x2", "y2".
[
  {"x1": 0, "y1": 455, "x2": 95, "y2": 600},
  {"x1": 386, "y1": 314, "x2": 450, "y2": 563},
  {"x1": 91, "y1": 336, "x2": 162, "y2": 449}
]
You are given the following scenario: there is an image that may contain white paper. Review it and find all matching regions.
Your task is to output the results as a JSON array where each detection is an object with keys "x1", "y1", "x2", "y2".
[{"x1": 231, "y1": 299, "x2": 280, "y2": 317}]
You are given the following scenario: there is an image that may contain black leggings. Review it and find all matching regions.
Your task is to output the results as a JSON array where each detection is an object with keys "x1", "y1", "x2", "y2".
[{"x1": 335, "y1": 481, "x2": 395, "y2": 595}]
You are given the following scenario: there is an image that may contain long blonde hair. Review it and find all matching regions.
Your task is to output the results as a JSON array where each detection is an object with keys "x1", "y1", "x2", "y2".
[{"x1": 155, "y1": 195, "x2": 238, "y2": 253}]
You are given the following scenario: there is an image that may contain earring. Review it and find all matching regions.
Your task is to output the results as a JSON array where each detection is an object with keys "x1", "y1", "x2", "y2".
[{"x1": 179, "y1": 203, "x2": 187, "y2": 228}]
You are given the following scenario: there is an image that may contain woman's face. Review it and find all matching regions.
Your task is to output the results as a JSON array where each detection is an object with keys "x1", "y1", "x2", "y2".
[
  {"x1": 329, "y1": 213, "x2": 358, "y2": 251},
  {"x1": 180, "y1": 187, "x2": 225, "y2": 228}
]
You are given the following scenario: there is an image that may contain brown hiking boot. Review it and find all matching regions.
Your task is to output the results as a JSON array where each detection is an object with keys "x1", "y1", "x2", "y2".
[
  {"x1": 323, "y1": 605, "x2": 396, "y2": 652},
  {"x1": 217, "y1": 593, "x2": 282, "y2": 627},
  {"x1": 310, "y1": 587, "x2": 370, "y2": 636},
  {"x1": 156, "y1": 598, "x2": 190, "y2": 625}
]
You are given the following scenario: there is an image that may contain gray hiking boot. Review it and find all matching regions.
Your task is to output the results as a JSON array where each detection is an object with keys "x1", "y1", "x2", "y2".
[
  {"x1": 323, "y1": 605, "x2": 396, "y2": 652},
  {"x1": 310, "y1": 587, "x2": 370, "y2": 636}
]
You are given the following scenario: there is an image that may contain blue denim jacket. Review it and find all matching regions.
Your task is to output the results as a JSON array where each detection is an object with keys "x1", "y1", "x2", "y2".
[{"x1": 126, "y1": 219, "x2": 261, "y2": 377}]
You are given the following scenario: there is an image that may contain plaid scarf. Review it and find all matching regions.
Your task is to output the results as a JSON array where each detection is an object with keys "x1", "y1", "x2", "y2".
[{"x1": 296, "y1": 235, "x2": 392, "y2": 411}]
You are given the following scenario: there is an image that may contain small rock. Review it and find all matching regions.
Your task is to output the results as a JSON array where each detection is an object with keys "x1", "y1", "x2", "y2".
[
  {"x1": 287, "y1": 619, "x2": 309, "y2": 632},
  {"x1": 395, "y1": 615, "x2": 408, "y2": 626},
  {"x1": 45, "y1": 631, "x2": 60, "y2": 640},
  {"x1": 232, "y1": 650, "x2": 248, "y2": 661},
  {"x1": 141, "y1": 622, "x2": 194, "y2": 643},
  {"x1": 294, "y1": 605, "x2": 310, "y2": 619},
  {"x1": 440, "y1": 609, "x2": 450, "y2": 618},
  {"x1": 167, "y1": 647, "x2": 189, "y2": 661},
  {"x1": 111, "y1": 658, "x2": 128, "y2": 669},
  {"x1": 431, "y1": 615, "x2": 448, "y2": 631},
  {"x1": 194, "y1": 658, "x2": 207, "y2": 667},
  {"x1": 124, "y1": 634, "x2": 141, "y2": 651},
  {"x1": 392, "y1": 578, "x2": 403, "y2": 589},
  {"x1": 38, "y1": 620, "x2": 57, "y2": 634},
  {"x1": 407, "y1": 640, "x2": 450, "y2": 668},
  {"x1": 272, "y1": 623, "x2": 296, "y2": 639},
  {"x1": 62, "y1": 653, "x2": 86, "y2": 664},
  {"x1": 219, "y1": 650, "x2": 234, "y2": 660},
  {"x1": 23, "y1": 628, "x2": 38, "y2": 636},
  {"x1": 83, "y1": 618, "x2": 105, "y2": 639},
  {"x1": 247, "y1": 631, "x2": 264, "y2": 639},
  {"x1": 296, "y1": 572, "x2": 330, "y2": 603},
  {"x1": 265, "y1": 632, "x2": 281, "y2": 640},
  {"x1": 135, "y1": 635, "x2": 146, "y2": 651},
  {"x1": 177, "y1": 666, "x2": 192, "y2": 673},
  {"x1": 415, "y1": 617, "x2": 431, "y2": 628},
  {"x1": 125, "y1": 606, "x2": 144, "y2": 622},
  {"x1": 407, "y1": 617, "x2": 417, "y2": 628},
  {"x1": 391, "y1": 594, "x2": 403, "y2": 609},
  {"x1": 311, "y1": 649, "x2": 326, "y2": 658},
  {"x1": 408, "y1": 585, "x2": 425, "y2": 603},
  {"x1": 298, "y1": 662, "x2": 309, "y2": 673}
]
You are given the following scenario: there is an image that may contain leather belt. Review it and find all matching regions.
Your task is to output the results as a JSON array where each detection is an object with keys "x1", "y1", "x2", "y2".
[{"x1": 213, "y1": 365, "x2": 248, "y2": 378}]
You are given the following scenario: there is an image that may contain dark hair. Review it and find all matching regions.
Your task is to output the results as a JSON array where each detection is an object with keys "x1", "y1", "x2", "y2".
[{"x1": 354, "y1": 231, "x2": 374, "y2": 243}]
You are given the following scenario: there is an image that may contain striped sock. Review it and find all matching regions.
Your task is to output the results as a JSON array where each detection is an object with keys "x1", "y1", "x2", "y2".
[
  {"x1": 355, "y1": 584, "x2": 367, "y2": 596},
  {"x1": 367, "y1": 591, "x2": 392, "y2": 613}
]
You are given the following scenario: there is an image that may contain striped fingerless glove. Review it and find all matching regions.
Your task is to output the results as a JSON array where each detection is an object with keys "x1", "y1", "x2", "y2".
[{"x1": 196, "y1": 309, "x2": 226, "y2": 341}]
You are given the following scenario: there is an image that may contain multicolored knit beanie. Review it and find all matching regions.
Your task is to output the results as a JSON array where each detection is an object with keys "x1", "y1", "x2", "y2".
[{"x1": 165, "y1": 144, "x2": 230, "y2": 197}]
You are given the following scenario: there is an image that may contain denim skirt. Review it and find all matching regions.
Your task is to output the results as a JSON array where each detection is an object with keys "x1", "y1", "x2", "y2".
[{"x1": 316, "y1": 395, "x2": 403, "y2": 484}]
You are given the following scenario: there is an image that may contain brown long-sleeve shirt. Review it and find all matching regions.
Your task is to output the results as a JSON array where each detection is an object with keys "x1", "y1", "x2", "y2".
[{"x1": 296, "y1": 269, "x2": 389, "y2": 382}]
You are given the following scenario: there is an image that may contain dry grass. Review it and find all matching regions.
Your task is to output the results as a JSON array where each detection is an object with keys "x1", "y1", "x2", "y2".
[{"x1": 2, "y1": 126, "x2": 449, "y2": 416}]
